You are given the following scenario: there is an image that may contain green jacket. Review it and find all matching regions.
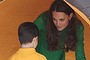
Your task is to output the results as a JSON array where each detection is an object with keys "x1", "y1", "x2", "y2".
[{"x1": 34, "y1": 12, "x2": 86, "y2": 60}]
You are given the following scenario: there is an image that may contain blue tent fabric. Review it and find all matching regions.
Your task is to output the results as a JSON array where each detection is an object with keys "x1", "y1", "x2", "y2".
[{"x1": 66, "y1": 0, "x2": 90, "y2": 20}]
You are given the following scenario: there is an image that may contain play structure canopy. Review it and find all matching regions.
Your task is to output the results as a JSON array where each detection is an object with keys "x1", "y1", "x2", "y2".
[{"x1": 64, "y1": 0, "x2": 90, "y2": 25}]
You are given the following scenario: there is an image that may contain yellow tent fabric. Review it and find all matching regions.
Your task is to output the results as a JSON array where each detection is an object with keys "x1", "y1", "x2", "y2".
[{"x1": 64, "y1": 0, "x2": 90, "y2": 26}]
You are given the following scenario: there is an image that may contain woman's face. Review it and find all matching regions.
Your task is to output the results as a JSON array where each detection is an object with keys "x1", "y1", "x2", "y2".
[{"x1": 52, "y1": 11, "x2": 72, "y2": 31}]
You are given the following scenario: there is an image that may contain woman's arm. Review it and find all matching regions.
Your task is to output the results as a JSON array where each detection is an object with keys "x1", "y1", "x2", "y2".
[
  {"x1": 75, "y1": 23, "x2": 86, "y2": 60},
  {"x1": 34, "y1": 12, "x2": 46, "y2": 52}
]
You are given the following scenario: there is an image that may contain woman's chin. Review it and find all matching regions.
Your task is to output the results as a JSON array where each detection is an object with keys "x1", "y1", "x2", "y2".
[{"x1": 57, "y1": 28, "x2": 63, "y2": 31}]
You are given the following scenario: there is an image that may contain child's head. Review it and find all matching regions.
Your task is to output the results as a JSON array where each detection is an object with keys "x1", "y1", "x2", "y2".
[{"x1": 18, "y1": 22, "x2": 39, "y2": 48}]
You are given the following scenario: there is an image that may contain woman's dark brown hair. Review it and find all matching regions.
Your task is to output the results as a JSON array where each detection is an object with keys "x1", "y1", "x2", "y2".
[{"x1": 44, "y1": 0, "x2": 81, "y2": 51}]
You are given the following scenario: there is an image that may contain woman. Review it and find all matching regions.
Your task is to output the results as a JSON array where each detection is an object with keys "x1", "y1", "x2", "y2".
[{"x1": 34, "y1": 0, "x2": 86, "y2": 60}]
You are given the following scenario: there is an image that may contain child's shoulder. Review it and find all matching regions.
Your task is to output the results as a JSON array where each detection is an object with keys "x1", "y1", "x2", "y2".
[{"x1": 35, "y1": 52, "x2": 47, "y2": 60}]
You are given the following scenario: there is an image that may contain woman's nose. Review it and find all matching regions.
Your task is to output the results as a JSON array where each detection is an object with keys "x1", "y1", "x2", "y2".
[{"x1": 57, "y1": 21, "x2": 60, "y2": 26}]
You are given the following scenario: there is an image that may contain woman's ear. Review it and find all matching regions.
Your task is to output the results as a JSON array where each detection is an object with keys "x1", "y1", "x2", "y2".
[{"x1": 69, "y1": 13, "x2": 73, "y2": 20}]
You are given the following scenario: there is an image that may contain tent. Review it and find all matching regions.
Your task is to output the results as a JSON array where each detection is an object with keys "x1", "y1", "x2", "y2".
[{"x1": 64, "y1": 0, "x2": 90, "y2": 25}]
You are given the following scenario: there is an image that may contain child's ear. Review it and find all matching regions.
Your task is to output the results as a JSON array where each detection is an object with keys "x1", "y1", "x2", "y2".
[
  {"x1": 33, "y1": 36, "x2": 38, "y2": 48},
  {"x1": 69, "y1": 13, "x2": 73, "y2": 20},
  {"x1": 33, "y1": 36, "x2": 38, "y2": 42}
]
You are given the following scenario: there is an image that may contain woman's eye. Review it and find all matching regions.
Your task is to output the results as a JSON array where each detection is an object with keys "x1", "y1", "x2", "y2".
[
  {"x1": 59, "y1": 19, "x2": 65, "y2": 21},
  {"x1": 53, "y1": 18, "x2": 56, "y2": 21}
]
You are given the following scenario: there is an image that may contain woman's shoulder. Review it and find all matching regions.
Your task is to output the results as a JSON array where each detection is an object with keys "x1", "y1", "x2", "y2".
[
  {"x1": 75, "y1": 19, "x2": 84, "y2": 29},
  {"x1": 34, "y1": 11, "x2": 48, "y2": 31},
  {"x1": 75, "y1": 19, "x2": 84, "y2": 32},
  {"x1": 37, "y1": 11, "x2": 48, "y2": 18},
  {"x1": 34, "y1": 11, "x2": 48, "y2": 23}
]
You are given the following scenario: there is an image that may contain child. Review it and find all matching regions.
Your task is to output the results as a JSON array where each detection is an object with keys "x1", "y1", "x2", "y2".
[{"x1": 8, "y1": 22, "x2": 47, "y2": 60}]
